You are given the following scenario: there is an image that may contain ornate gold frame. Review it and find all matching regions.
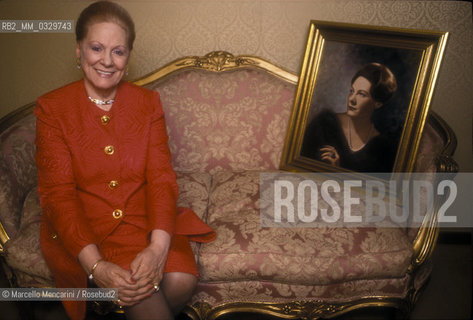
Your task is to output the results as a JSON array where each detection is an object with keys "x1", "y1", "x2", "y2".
[
  {"x1": 280, "y1": 21, "x2": 449, "y2": 174},
  {"x1": 0, "y1": 51, "x2": 458, "y2": 319},
  {"x1": 133, "y1": 51, "x2": 298, "y2": 86}
]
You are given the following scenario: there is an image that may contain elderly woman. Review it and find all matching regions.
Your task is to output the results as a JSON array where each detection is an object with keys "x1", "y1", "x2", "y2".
[
  {"x1": 35, "y1": 1, "x2": 214, "y2": 319},
  {"x1": 301, "y1": 62, "x2": 398, "y2": 172}
]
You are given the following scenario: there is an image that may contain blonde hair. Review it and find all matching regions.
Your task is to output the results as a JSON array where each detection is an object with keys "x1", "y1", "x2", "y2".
[{"x1": 76, "y1": 1, "x2": 135, "y2": 50}]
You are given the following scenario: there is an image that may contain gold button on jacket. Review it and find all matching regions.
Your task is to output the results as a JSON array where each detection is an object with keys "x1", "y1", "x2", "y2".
[
  {"x1": 108, "y1": 180, "x2": 119, "y2": 189},
  {"x1": 104, "y1": 145, "x2": 115, "y2": 155},
  {"x1": 101, "y1": 115, "x2": 111, "y2": 125},
  {"x1": 112, "y1": 209, "x2": 123, "y2": 219}
]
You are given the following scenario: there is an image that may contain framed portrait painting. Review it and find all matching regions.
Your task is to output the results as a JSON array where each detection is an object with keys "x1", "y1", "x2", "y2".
[{"x1": 280, "y1": 21, "x2": 449, "y2": 175}]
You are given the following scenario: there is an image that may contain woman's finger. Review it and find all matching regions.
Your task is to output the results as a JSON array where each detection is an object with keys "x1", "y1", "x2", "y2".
[
  {"x1": 320, "y1": 152, "x2": 339, "y2": 166},
  {"x1": 113, "y1": 267, "x2": 137, "y2": 286},
  {"x1": 94, "y1": 262, "x2": 134, "y2": 289},
  {"x1": 129, "y1": 255, "x2": 143, "y2": 277},
  {"x1": 118, "y1": 284, "x2": 155, "y2": 305},
  {"x1": 320, "y1": 155, "x2": 334, "y2": 163},
  {"x1": 320, "y1": 152, "x2": 336, "y2": 160},
  {"x1": 131, "y1": 248, "x2": 163, "y2": 281},
  {"x1": 118, "y1": 284, "x2": 152, "y2": 300},
  {"x1": 131, "y1": 253, "x2": 156, "y2": 279}
]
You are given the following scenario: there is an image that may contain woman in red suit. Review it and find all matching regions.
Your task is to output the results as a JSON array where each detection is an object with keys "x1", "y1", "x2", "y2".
[{"x1": 35, "y1": 1, "x2": 214, "y2": 319}]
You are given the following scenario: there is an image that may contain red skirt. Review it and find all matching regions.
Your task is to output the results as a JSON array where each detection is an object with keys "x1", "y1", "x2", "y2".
[
  {"x1": 102, "y1": 220, "x2": 200, "y2": 277},
  {"x1": 101, "y1": 206, "x2": 215, "y2": 277}
]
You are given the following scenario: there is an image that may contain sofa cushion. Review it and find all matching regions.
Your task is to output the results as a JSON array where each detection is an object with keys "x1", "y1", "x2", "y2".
[
  {"x1": 4, "y1": 171, "x2": 212, "y2": 287},
  {"x1": 198, "y1": 171, "x2": 413, "y2": 287},
  {"x1": 146, "y1": 69, "x2": 295, "y2": 173},
  {"x1": 191, "y1": 276, "x2": 412, "y2": 307},
  {"x1": 175, "y1": 172, "x2": 212, "y2": 264},
  {"x1": 175, "y1": 172, "x2": 212, "y2": 221}
]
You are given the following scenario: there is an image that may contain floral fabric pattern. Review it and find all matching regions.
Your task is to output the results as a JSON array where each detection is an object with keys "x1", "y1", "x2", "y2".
[
  {"x1": 191, "y1": 276, "x2": 412, "y2": 307},
  {"x1": 175, "y1": 172, "x2": 212, "y2": 262},
  {"x1": 145, "y1": 69, "x2": 294, "y2": 173},
  {"x1": 196, "y1": 171, "x2": 413, "y2": 304},
  {"x1": 4, "y1": 189, "x2": 53, "y2": 287},
  {"x1": 199, "y1": 172, "x2": 412, "y2": 282},
  {"x1": 176, "y1": 172, "x2": 212, "y2": 221},
  {"x1": 0, "y1": 113, "x2": 37, "y2": 238}
]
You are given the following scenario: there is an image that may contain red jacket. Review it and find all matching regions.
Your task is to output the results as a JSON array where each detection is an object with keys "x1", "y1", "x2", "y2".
[{"x1": 35, "y1": 80, "x2": 214, "y2": 319}]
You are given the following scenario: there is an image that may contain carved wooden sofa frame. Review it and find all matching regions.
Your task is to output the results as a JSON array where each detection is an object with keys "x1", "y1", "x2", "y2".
[{"x1": 0, "y1": 51, "x2": 457, "y2": 320}]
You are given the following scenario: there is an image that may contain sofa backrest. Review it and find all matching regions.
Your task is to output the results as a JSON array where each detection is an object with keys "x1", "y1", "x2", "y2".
[{"x1": 139, "y1": 51, "x2": 297, "y2": 173}]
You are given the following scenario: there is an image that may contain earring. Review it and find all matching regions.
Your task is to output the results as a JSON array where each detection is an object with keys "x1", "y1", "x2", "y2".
[
  {"x1": 125, "y1": 65, "x2": 129, "y2": 76},
  {"x1": 76, "y1": 58, "x2": 81, "y2": 69}
]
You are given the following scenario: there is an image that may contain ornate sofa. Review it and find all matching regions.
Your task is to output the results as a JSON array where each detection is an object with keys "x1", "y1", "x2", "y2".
[{"x1": 0, "y1": 51, "x2": 457, "y2": 319}]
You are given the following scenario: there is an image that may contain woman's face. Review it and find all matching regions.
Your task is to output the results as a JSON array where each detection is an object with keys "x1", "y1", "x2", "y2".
[
  {"x1": 76, "y1": 21, "x2": 130, "y2": 98},
  {"x1": 346, "y1": 76, "x2": 382, "y2": 119}
]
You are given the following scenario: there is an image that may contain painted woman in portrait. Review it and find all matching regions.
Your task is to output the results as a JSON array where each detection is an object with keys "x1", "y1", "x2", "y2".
[{"x1": 301, "y1": 63, "x2": 399, "y2": 172}]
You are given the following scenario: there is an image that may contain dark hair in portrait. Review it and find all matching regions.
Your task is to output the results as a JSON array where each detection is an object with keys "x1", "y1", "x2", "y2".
[{"x1": 351, "y1": 62, "x2": 397, "y2": 105}]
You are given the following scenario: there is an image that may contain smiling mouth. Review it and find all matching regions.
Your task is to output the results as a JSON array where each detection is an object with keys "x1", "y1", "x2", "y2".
[
  {"x1": 95, "y1": 69, "x2": 115, "y2": 77},
  {"x1": 348, "y1": 106, "x2": 356, "y2": 111}
]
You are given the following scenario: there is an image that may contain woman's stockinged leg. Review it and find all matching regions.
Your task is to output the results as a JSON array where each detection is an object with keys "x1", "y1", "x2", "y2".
[
  {"x1": 124, "y1": 290, "x2": 173, "y2": 320},
  {"x1": 161, "y1": 272, "x2": 198, "y2": 316},
  {"x1": 124, "y1": 272, "x2": 197, "y2": 319}
]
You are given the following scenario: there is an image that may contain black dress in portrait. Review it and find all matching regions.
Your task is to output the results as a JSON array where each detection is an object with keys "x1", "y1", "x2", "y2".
[{"x1": 301, "y1": 109, "x2": 398, "y2": 172}]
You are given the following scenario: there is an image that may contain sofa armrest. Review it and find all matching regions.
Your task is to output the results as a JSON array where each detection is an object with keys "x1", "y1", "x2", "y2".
[
  {"x1": 0, "y1": 223, "x2": 9, "y2": 253},
  {"x1": 0, "y1": 102, "x2": 37, "y2": 251},
  {"x1": 410, "y1": 111, "x2": 458, "y2": 271},
  {"x1": 430, "y1": 111, "x2": 459, "y2": 174}
]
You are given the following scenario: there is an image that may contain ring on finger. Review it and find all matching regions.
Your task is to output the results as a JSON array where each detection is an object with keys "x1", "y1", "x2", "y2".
[{"x1": 153, "y1": 283, "x2": 160, "y2": 292}]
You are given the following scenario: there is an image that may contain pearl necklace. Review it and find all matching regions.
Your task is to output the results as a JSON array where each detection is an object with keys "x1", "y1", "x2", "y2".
[
  {"x1": 348, "y1": 118, "x2": 373, "y2": 151},
  {"x1": 88, "y1": 96, "x2": 115, "y2": 106}
]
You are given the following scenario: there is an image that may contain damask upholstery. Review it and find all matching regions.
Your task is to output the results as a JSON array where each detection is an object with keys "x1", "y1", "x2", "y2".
[
  {"x1": 0, "y1": 113, "x2": 37, "y2": 240},
  {"x1": 146, "y1": 69, "x2": 294, "y2": 173},
  {"x1": 0, "y1": 52, "x2": 456, "y2": 319},
  {"x1": 194, "y1": 171, "x2": 413, "y2": 305}
]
